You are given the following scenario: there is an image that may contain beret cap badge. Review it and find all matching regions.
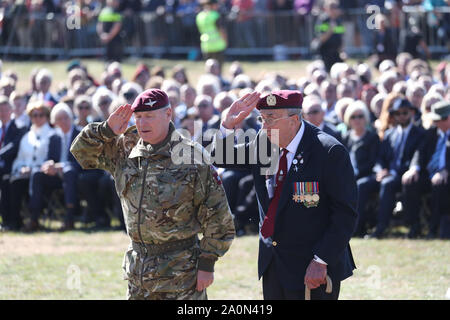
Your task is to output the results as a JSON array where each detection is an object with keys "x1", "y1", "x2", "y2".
[{"x1": 266, "y1": 94, "x2": 277, "y2": 106}]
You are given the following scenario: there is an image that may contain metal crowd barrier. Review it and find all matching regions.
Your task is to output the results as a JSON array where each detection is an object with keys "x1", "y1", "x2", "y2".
[{"x1": 0, "y1": 6, "x2": 448, "y2": 60}]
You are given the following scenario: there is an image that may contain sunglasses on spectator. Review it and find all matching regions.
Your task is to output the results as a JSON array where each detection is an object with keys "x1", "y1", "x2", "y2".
[
  {"x1": 305, "y1": 109, "x2": 321, "y2": 116},
  {"x1": 31, "y1": 112, "x2": 46, "y2": 119},
  {"x1": 197, "y1": 103, "x2": 210, "y2": 109},
  {"x1": 78, "y1": 105, "x2": 91, "y2": 110},
  {"x1": 350, "y1": 114, "x2": 365, "y2": 120},
  {"x1": 392, "y1": 111, "x2": 409, "y2": 117}
]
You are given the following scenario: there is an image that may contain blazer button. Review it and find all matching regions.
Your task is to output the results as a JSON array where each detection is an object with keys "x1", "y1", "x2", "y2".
[{"x1": 272, "y1": 241, "x2": 277, "y2": 247}]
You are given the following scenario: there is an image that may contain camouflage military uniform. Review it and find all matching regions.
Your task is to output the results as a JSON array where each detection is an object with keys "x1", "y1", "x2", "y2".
[{"x1": 70, "y1": 121, "x2": 235, "y2": 300}]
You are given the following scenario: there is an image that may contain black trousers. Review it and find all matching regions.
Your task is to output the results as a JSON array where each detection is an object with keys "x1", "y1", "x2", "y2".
[
  {"x1": 78, "y1": 170, "x2": 110, "y2": 226},
  {"x1": 262, "y1": 261, "x2": 340, "y2": 300},
  {"x1": 29, "y1": 169, "x2": 79, "y2": 224},
  {"x1": 403, "y1": 173, "x2": 450, "y2": 235},
  {"x1": 8, "y1": 177, "x2": 29, "y2": 229}
]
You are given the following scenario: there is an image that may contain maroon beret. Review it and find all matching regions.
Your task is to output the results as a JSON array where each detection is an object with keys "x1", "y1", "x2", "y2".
[
  {"x1": 131, "y1": 88, "x2": 170, "y2": 112},
  {"x1": 256, "y1": 90, "x2": 303, "y2": 110}
]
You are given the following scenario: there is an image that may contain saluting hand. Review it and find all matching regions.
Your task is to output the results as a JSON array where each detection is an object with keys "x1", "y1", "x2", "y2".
[
  {"x1": 222, "y1": 92, "x2": 260, "y2": 129},
  {"x1": 107, "y1": 104, "x2": 133, "y2": 136}
]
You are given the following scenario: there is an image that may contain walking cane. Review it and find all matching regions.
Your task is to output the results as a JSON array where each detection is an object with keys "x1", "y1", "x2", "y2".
[{"x1": 305, "y1": 275, "x2": 332, "y2": 300}]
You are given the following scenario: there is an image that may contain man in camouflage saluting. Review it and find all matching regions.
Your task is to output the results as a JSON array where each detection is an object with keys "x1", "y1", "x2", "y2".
[{"x1": 70, "y1": 89, "x2": 235, "y2": 300}]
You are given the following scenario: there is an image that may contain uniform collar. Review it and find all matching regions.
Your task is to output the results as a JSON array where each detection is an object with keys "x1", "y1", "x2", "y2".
[{"x1": 129, "y1": 121, "x2": 176, "y2": 159}]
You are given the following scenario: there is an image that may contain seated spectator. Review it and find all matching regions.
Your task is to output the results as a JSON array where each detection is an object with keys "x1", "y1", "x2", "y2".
[
  {"x1": 119, "y1": 82, "x2": 142, "y2": 105},
  {"x1": 371, "y1": 93, "x2": 386, "y2": 133},
  {"x1": 402, "y1": 101, "x2": 450, "y2": 239},
  {"x1": 29, "y1": 103, "x2": 82, "y2": 231},
  {"x1": 406, "y1": 82, "x2": 426, "y2": 116},
  {"x1": 377, "y1": 92, "x2": 402, "y2": 140},
  {"x1": 396, "y1": 52, "x2": 413, "y2": 80},
  {"x1": 194, "y1": 94, "x2": 220, "y2": 148},
  {"x1": 359, "y1": 97, "x2": 425, "y2": 239},
  {"x1": 392, "y1": 81, "x2": 408, "y2": 95},
  {"x1": 9, "y1": 101, "x2": 61, "y2": 232},
  {"x1": 0, "y1": 96, "x2": 28, "y2": 231},
  {"x1": 377, "y1": 70, "x2": 398, "y2": 95},
  {"x1": 92, "y1": 88, "x2": 115, "y2": 121},
  {"x1": 0, "y1": 77, "x2": 15, "y2": 98},
  {"x1": 361, "y1": 84, "x2": 378, "y2": 122},
  {"x1": 341, "y1": 101, "x2": 380, "y2": 236},
  {"x1": 231, "y1": 74, "x2": 252, "y2": 90},
  {"x1": 213, "y1": 91, "x2": 236, "y2": 114},
  {"x1": 302, "y1": 95, "x2": 340, "y2": 141},
  {"x1": 30, "y1": 69, "x2": 58, "y2": 107},
  {"x1": 320, "y1": 80, "x2": 338, "y2": 125},
  {"x1": 420, "y1": 92, "x2": 445, "y2": 129},
  {"x1": 205, "y1": 58, "x2": 230, "y2": 91},
  {"x1": 171, "y1": 64, "x2": 190, "y2": 86},
  {"x1": 10, "y1": 91, "x2": 31, "y2": 129},
  {"x1": 196, "y1": 74, "x2": 221, "y2": 101},
  {"x1": 334, "y1": 97, "x2": 354, "y2": 136},
  {"x1": 132, "y1": 63, "x2": 151, "y2": 90},
  {"x1": 74, "y1": 95, "x2": 94, "y2": 128}
]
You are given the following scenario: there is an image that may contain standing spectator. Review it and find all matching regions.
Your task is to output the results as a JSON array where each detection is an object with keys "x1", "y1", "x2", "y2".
[
  {"x1": 314, "y1": 0, "x2": 345, "y2": 72},
  {"x1": 97, "y1": 0, "x2": 123, "y2": 62},
  {"x1": 9, "y1": 101, "x2": 61, "y2": 232},
  {"x1": 401, "y1": 17, "x2": 431, "y2": 60},
  {"x1": 374, "y1": 14, "x2": 397, "y2": 68},
  {"x1": 0, "y1": 96, "x2": 27, "y2": 231},
  {"x1": 231, "y1": 0, "x2": 256, "y2": 48},
  {"x1": 196, "y1": 0, "x2": 227, "y2": 66}
]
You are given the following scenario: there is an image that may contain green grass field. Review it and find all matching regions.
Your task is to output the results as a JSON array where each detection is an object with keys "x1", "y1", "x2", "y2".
[
  {"x1": 1, "y1": 231, "x2": 449, "y2": 300},
  {"x1": 0, "y1": 59, "x2": 448, "y2": 300}
]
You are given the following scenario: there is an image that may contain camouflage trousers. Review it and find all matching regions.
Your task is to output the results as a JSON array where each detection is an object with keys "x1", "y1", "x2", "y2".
[{"x1": 123, "y1": 243, "x2": 208, "y2": 300}]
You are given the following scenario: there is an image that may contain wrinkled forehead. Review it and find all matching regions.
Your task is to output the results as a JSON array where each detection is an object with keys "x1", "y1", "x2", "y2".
[{"x1": 260, "y1": 109, "x2": 289, "y2": 118}]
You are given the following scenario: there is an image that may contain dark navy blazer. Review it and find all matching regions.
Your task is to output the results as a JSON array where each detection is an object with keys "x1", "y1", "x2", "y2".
[
  {"x1": 376, "y1": 124, "x2": 425, "y2": 175},
  {"x1": 0, "y1": 120, "x2": 28, "y2": 175},
  {"x1": 212, "y1": 121, "x2": 357, "y2": 290}
]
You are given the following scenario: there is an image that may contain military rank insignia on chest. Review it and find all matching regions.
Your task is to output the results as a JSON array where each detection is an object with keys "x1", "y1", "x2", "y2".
[{"x1": 293, "y1": 181, "x2": 320, "y2": 208}]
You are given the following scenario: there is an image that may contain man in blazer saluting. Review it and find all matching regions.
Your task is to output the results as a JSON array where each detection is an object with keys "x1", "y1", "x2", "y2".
[{"x1": 212, "y1": 90, "x2": 357, "y2": 299}]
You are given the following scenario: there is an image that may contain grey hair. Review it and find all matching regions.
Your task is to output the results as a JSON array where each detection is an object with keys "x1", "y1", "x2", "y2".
[
  {"x1": 50, "y1": 102, "x2": 73, "y2": 124},
  {"x1": 287, "y1": 108, "x2": 303, "y2": 120}
]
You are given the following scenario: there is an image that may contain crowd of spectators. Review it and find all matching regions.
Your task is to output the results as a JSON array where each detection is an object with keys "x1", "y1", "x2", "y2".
[
  {"x1": 0, "y1": 51, "x2": 449, "y2": 239},
  {"x1": 0, "y1": 0, "x2": 448, "y2": 60}
]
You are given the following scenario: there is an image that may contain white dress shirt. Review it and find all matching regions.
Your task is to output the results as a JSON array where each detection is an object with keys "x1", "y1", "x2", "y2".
[
  {"x1": 220, "y1": 121, "x2": 327, "y2": 265},
  {"x1": 12, "y1": 123, "x2": 56, "y2": 177}
]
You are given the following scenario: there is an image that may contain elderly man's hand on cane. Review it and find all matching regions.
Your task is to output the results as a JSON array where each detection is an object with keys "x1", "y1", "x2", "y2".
[{"x1": 304, "y1": 259, "x2": 327, "y2": 290}]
